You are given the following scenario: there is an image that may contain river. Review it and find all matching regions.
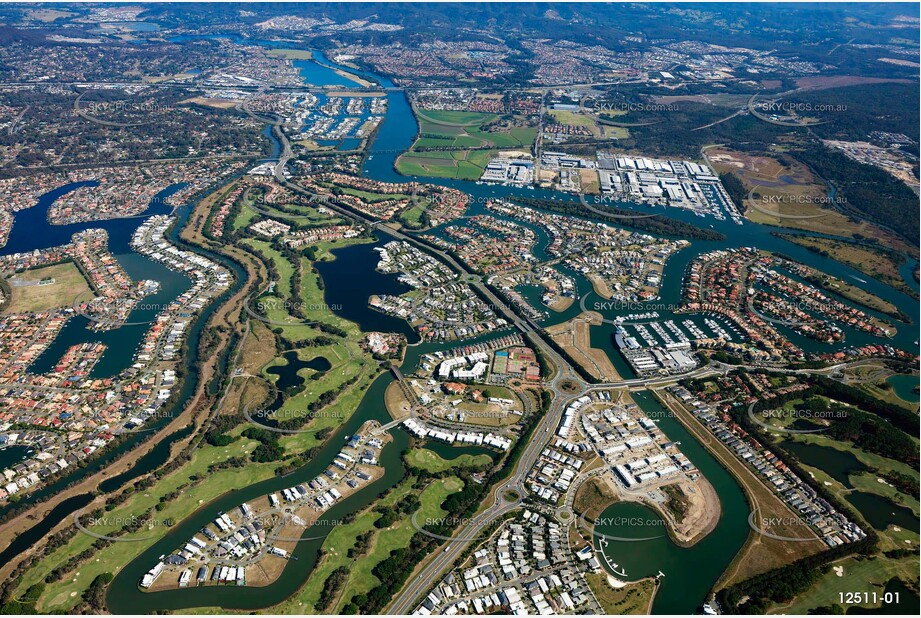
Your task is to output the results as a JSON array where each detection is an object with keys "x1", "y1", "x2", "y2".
[
  {"x1": 2, "y1": 37, "x2": 913, "y2": 614},
  {"x1": 0, "y1": 180, "x2": 248, "y2": 562}
]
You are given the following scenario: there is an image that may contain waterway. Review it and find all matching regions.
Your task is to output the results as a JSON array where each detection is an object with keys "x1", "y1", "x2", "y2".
[
  {"x1": 2, "y1": 181, "x2": 193, "y2": 378},
  {"x1": 779, "y1": 440, "x2": 870, "y2": 490},
  {"x1": 0, "y1": 445, "x2": 34, "y2": 470},
  {"x1": 887, "y1": 374, "x2": 920, "y2": 403},
  {"x1": 0, "y1": 182, "x2": 248, "y2": 563},
  {"x1": 312, "y1": 238, "x2": 419, "y2": 342},
  {"x1": 266, "y1": 350, "x2": 332, "y2": 393},
  {"x1": 6, "y1": 38, "x2": 914, "y2": 614},
  {"x1": 593, "y1": 391, "x2": 750, "y2": 614},
  {"x1": 845, "y1": 491, "x2": 920, "y2": 532}
]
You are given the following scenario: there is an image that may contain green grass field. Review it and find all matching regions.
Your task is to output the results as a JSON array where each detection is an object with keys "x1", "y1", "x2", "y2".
[
  {"x1": 395, "y1": 147, "x2": 498, "y2": 181},
  {"x1": 21, "y1": 431, "x2": 283, "y2": 612},
  {"x1": 415, "y1": 110, "x2": 496, "y2": 126},
  {"x1": 275, "y1": 476, "x2": 463, "y2": 612},
  {"x1": 334, "y1": 476, "x2": 463, "y2": 611},
  {"x1": 405, "y1": 448, "x2": 493, "y2": 473},
  {"x1": 773, "y1": 554, "x2": 918, "y2": 614},
  {"x1": 550, "y1": 109, "x2": 595, "y2": 129},
  {"x1": 231, "y1": 203, "x2": 258, "y2": 232},
  {"x1": 276, "y1": 478, "x2": 417, "y2": 613},
  {"x1": 398, "y1": 204, "x2": 426, "y2": 228},
  {"x1": 413, "y1": 136, "x2": 459, "y2": 149},
  {"x1": 341, "y1": 188, "x2": 411, "y2": 202},
  {"x1": 402, "y1": 107, "x2": 536, "y2": 181},
  {"x1": 270, "y1": 345, "x2": 367, "y2": 429},
  {"x1": 243, "y1": 238, "x2": 295, "y2": 300},
  {"x1": 4, "y1": 262, "x2": 93, "y2": 314}
]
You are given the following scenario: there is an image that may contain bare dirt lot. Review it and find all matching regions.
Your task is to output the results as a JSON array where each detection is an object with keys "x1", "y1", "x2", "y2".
[{"x1": 546, "y1": 311, "x2": 621, "y2": 381}]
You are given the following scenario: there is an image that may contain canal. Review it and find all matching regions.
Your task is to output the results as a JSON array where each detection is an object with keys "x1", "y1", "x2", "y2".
[
  {"x1": 593, "y1": 391, "x2": 750, "y2": 614},
  {"x1": 6, "y1": 38, "x2": 915, "y2": 615},
  {"x1": 0, "y1": 182, "x2": 248, "y2": 563}
]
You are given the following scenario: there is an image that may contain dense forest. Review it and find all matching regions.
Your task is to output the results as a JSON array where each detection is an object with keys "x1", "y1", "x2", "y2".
[{"x1": 792, "y1": 144, "x2": 919, "y2": 244}]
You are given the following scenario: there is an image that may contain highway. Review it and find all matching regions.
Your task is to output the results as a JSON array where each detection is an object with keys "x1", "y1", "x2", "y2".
[{"x1": 273, "y1": 164, "x2": 738, "y2": 614}]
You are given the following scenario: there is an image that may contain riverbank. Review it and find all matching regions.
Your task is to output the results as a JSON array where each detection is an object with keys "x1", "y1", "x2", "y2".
[
  {"x1": 654, "y1": 388, "x2": 826, "y2": 591},
  {"x1": 0, "y1": 180, "x2": 260, "y2": 595},
  {"x1": 145, "y1": 423, "x2": 392, "y2": 594}
]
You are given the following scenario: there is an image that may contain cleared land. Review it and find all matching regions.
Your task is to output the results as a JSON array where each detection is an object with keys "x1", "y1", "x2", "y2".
[
  {"x1": 267, "y1": 48, "x2": 314, "y2": 60},
  {"x1": 396, "y1": 149, "x2": 495, "y2": 181},
  {"x1": 545, "y1": 312, "x2": 621, "y2": 381},
  {"x1": 3, "y1": 262, "x2": 93, "y2": 313},
  {"x1": 710, "y1": 148, "x2": 918, "y2": 261},
  {"x1": 573, "y1": 476, "x2": 618, "y2": 520},
  {"x1": 396, "y1": 108, "x2": 536, "y2": 180},
  {"x1": 549, "y1": 109, "x2": 601, "y2": 137}
]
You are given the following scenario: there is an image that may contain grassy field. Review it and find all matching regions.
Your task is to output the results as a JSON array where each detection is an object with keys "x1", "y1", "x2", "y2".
[
  {"x1": 778, "y1": 234, "x2": 916, "y2": 297},
  {"x1": 267, "y1": 49, "x2": 314, "y2": 60},
  {"x1": 274, "y1": 478, "x2": 418, "y2": 613},
  {"x1": 395, "y1": 150, "x2": 494, "y2": 180},
  {"x1": 20, "y1": 429, "x2": 284, "y2": 613},
  {"x1": 273, "y1": 203, "x2": 343, "y2": 224},
  {"x1": 415, "y1": 109, "x2": 496, "y2": 127},
  {"x1": 4, "y1": 262, "x2": 93, "y2": 313},
  {"x1": 400, "y1": 107, "x2": 536, "y2": 180},
  {"x1": 243, "y1": 238, "x2": 295, "y2": 300},
  {"x1": 230, "y1": 186, "x2": 269, "y2": 232},
  {"x1": 269, "y1": 343, "x2": 367, "y2": 432},
  {"x1": 404, "y1": 448, "x2": 493, "y2": 473},
  {"x1": 256, "y1": 200, "x2": 343, "y2": 227},
  {"x1": 398, "y1": 204, "x2": 426, "y2": 228},
  {"x1": 550, "y1": 109, "x2": 597, "y2": 130},
  {"x1": 585, "y1": 573, "x2": 656, "y2": 614},
  {"x1": 340, "y1": 187, "x2": 411, "y2": 202},
  {"x1": 770, "y1": 554, "x2": 919, "y2": 614},
  {"x1": 335, "y1": 476, "x2": 463, "y2": 611},
  {"x1": 276, "y1": 476, "x2": 463, "y2": 613},
  {"x1": 231, "y1": 203, "x2": 258, "y2": 231}
]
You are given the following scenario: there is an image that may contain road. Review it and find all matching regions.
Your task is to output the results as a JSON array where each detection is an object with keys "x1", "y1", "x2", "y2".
[
  {"x1": 271, "y1": 168, "x2": 740, "y2": 614},
  {"x1": 272, "y1": 154, "x2": 845, "y2": 615}
]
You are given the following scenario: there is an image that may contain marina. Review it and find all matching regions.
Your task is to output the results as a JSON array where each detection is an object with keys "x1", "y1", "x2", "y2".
[{"x1": 0, "y1": 29, "x2": 914, "y2": 617}]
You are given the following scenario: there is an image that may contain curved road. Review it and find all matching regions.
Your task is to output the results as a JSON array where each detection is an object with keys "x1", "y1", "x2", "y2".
[{"x1": 269, "y1": 160, "x2": 733, "y2": 613}]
